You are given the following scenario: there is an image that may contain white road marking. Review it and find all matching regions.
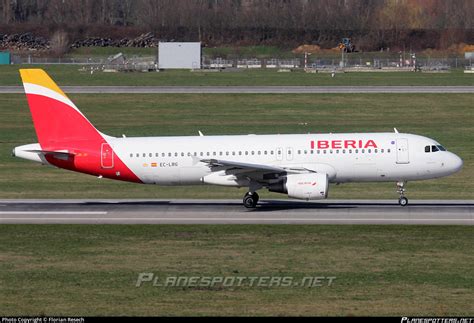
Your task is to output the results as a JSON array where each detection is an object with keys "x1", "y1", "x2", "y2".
[
  {"x1": 0, "y1": 211, "x2": 107, "y2": 215},
  {"x1": 0, "y1": 217, "x2": 471, "y2": 222}
]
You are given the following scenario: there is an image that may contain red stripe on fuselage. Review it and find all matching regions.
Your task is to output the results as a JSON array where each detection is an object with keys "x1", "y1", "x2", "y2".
[{"x1": 26, "y1": 94, "x2": 142, "y2": 183}]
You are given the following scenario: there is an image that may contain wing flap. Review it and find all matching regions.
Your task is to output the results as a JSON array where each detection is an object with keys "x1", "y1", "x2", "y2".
[{"x1": 201, "y1": 158, "x2": 286, "y2": 173}]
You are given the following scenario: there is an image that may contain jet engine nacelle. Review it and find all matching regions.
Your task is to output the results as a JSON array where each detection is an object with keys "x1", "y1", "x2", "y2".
[{"x1": 269, "y1": 173, "x2": 329, "y2": 200}]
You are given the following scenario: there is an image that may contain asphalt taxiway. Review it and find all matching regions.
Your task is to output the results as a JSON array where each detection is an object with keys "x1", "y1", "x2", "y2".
[
  {"x1": 0, "y1": 199, "x2": 472, "y2": 225},
  {"x1": 0, "y1": 86, "x2": 473, "y2": 94}
]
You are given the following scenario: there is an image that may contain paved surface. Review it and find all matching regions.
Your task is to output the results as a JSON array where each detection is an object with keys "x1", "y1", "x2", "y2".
[
  {"x1": 1, "y1": 86, "x2": 473, "y2": 94},
  {"x1": 0, "y1": 199, "x2": 472, "y2": 224}
]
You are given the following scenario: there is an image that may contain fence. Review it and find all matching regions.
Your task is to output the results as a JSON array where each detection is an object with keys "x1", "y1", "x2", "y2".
[{"x1": 9, "y1": 54, "x2": 472, "y2": 71}]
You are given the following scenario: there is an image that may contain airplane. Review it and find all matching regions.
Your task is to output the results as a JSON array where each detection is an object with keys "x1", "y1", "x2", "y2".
[{"x1": 13, "y1": 69, "x2": 463, "y2": 208}]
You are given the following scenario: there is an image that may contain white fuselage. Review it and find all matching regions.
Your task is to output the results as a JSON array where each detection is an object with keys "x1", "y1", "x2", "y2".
[{"x1": 108, "y1": 132, "x2": 462, "y2": 186}]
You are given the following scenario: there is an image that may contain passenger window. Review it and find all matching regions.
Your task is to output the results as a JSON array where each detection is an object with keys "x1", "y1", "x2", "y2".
[
  {"x1": 136, "y1": 153, "x2": 139, "y2": 157},
  {"x1": 130, "y1": 153, "x2": 133, "y2": 158},
  {"x1": 425, "y1": 146, "x2": 430, "y2": 153},
  {"x1": 387, "y1": 149, "x2": 391, "y2": 153}
]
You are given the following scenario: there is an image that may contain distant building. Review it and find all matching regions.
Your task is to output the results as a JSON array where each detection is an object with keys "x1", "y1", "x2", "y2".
[{"x1": 158, "y1": 42, "x2": 201, "y2": 69}]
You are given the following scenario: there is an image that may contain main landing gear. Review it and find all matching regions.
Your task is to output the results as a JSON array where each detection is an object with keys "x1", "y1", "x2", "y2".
[
  {"x1": 396, "y1": 181, "x2": 408, "y2": 206},
  {"x1": 243, "y1": 191, "x2": 259, "y2": 209}
]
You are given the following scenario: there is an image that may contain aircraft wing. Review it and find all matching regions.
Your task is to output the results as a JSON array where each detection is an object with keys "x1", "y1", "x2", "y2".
[{"x1": 200, "y1": 158, "x2": 316, "y2": 178}]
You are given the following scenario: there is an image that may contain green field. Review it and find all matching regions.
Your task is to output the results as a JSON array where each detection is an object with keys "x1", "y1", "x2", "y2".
[
  {"x1": 0, "y1": 225, "x2": 472, "y2": 316},
  {"x1": 0, "y1": 65, "x2": 472, "y2": 86},
  {"x1": 1, "y1": 93, "x2": 472, "y2": 200},
  {"x1": 1, "y1": 68, "x2": 472, "y2": 317}
]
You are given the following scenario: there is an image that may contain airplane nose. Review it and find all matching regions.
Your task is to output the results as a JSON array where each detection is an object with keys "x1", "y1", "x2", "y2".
[{"x1": 449, "y1": 153, "x2": 463, "y2": 174}]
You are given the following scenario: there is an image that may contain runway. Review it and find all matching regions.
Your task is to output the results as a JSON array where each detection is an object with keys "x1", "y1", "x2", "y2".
[
  {"x1": 0, "y1": 86, "x2": 473, "y2": 94},
  {"x1": 0, "y1": 199, "x2": 472, "y2": 224}
]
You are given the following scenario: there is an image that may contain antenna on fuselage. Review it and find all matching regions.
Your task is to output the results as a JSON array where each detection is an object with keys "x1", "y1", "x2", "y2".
[
  {"x1": 394, "y1": 128, "x2": 399, "y2": 133},
  {"x1": 198, "y1": 131, "x2": 204, "y2": 136}
]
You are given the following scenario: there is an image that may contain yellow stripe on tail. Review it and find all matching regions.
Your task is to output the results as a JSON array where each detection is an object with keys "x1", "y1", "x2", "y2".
[{"x1": 19, "y1": 69, "x2": 68, "y2": 99}]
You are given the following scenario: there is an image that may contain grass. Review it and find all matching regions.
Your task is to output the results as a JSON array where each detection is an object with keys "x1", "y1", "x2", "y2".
[
  {"x1": 0, "y1": 65, "x2": 472, "y2": 86},
  {"x1": 1, "y1": 93, "x2": 472, "y2": 200},
  {"x1": 0, "y1": 225, "x2": 472, "y2": 316},
  {"x1": 67, "y1": 46, "x2": 157, "y2": 58},
  {"x1": 67, "y1": 45, "x2": 294, "y2": 59}
]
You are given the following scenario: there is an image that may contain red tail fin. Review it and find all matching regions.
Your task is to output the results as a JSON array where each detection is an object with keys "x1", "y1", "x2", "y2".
[
  {"x1": 19, "y1": 69, "x2": 103, "y2": 150},
  {"x1": 19, "y1": 69, "x2": 141, "y2": 183}
]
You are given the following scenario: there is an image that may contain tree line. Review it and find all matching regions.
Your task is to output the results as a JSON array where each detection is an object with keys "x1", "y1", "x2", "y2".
[{"x1": 1, "y1": 0, "x2": 473, "y2": 50}]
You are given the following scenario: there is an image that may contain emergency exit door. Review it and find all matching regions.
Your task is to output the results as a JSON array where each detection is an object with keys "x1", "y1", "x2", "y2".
[
  {"x1": 101, "y1": 143, "x2": 114, "y2": 168},
  {"x1": 396, "y1": 139, "x2": 409, "y2": 164}
]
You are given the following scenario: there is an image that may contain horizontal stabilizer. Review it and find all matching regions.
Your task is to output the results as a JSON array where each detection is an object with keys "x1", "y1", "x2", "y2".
[{"x1": 26, "y1": 149, "x2": 75, "y2": 160}]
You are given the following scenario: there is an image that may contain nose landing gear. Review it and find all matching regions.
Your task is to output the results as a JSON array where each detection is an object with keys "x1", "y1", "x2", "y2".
[
  {"x1": 396, "y1": 181, "x2": 408, "y2": 206},
  {"x1": 243, "y1": 191, "x2": 259, "y2": 208}
]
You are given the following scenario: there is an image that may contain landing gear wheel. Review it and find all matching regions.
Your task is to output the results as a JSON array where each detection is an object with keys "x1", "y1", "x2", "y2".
[
  {"x1": 396, "y1": 181, "x2": 408, "y2": 207},
  {"x1": 398, "y1": 197, "x2": 408, "y2": 207},
  {"x1": 243, "y1": 192, "x2": 259, "y2": 208}
]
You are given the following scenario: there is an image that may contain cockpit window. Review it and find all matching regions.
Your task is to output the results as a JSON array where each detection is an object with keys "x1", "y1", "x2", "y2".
[
  {"x1": 424, "y1": 145, "x2": 430, "y2": 153},
  {"x1": 437, "y1": 145, "x2": 446, "y2": 151},
  {"x1": 431, "y1": 145, "x2": 439, "y2": 152}
]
